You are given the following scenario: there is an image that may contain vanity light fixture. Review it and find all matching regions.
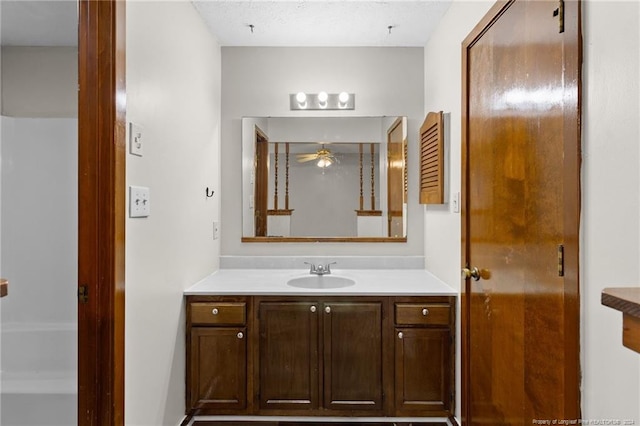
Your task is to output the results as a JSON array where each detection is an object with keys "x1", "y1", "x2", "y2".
[
  {"x1": 289, "y1": 92, "x2": 355, "y2": 110},
  {"x1": 338, "y1": 92, "x2": 350, "y2": 109},
  {"x1": 295, "y1": 92, "x2": 308, "y2": 109},
  {"x1": 317, "y1": 91, "x2": 329, "y2": 109}
]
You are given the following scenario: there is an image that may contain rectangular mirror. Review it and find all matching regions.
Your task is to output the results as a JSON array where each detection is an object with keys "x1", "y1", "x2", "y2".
[{"x1": 242, "y1": 116, "x2": 407, "y2": 242}]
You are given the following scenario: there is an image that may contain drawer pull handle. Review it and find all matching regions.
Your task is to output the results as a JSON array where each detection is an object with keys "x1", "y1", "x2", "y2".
[
  {"x1": 310, "y1": 305, "x2": 317, "y2": 313},
  {"x1": 237, "y1": 332, "x2": 244, "y2": 339},
  {"x1": 325, "y1": 306, "x2": 331, "y2": 314},
  {"x1": 422, "y1": 308, "x2": 429, "y2": 316},
  {"x1": 398, "y1": 332, "x2": 404, "y2": 339},
  {"x1": 212, "y1": 308, "x2": 219, "y2": 315}
]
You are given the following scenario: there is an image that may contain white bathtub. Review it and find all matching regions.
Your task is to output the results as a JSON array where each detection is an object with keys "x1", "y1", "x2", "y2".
[{"x1": 1, "y1": 322, "x2": 77, "y2": 426}]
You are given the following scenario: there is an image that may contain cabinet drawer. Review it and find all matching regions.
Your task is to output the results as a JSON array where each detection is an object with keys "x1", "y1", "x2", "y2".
[
  {"x1": 395, "y1": 303, "x2": 450, "y2": 326},
  {"x1": 191, "y1": 302, "x2": 246, "y2": 325}
]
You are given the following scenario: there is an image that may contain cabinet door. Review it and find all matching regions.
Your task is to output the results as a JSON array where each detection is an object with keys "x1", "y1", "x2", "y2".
[
  {"x1": 189, "y1": 327, "x2": 247, "y2": 411},
  {"x1": 395, "y1": 327, "x2": 450, "y2": 414},
  {"x1": 323, "y1": 302, "x2": 383, "y2": 412},
  {"x1": 258, "y1": 302, "x2": 319, "y2": 411}
]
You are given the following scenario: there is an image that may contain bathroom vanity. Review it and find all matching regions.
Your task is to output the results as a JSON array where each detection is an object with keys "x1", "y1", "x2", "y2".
[{"x1": 184, "y1": 269, "x2": 457, "y2": 423}]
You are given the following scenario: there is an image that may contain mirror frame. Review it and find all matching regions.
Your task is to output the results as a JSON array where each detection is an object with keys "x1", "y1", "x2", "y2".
[{"x1": 241, "y1": 116, "x2": 408, "y2": 243}]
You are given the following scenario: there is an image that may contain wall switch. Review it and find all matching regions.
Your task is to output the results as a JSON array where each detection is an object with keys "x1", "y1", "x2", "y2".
[
  {"x1": 129, "y1": 122, "x2": 143, "y2": 157},
  {"x1": 213, "y1": 221, "x2": 220, "y2": 240},
  {"x1": 452, "y1": 191, "x2": 460, "y2": 213},
  {"x1": 129, "y1": 186, "x2": 150, "y2": 218}
]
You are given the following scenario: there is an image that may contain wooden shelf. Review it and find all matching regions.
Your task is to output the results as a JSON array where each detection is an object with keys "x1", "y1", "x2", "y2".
[{"x1": 602, "y1": 287, "x2": 640, "y2": 354}]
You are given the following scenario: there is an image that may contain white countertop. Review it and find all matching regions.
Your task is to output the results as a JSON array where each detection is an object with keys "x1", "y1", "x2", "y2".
[{"x1": 184, "y1": 269, "x2": 457, "y2": 296}]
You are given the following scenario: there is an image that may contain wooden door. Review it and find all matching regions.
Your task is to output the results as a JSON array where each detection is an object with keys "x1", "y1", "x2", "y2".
[
  {"x1": 258, "y1": 301, "x2": 319, "y2": 412},
  {"x1": 394, "y1": 328, "x2": 451, "y2": 415},
  {"x1": 254, "y1": 128, "x2": 269, "y2": 237},
  {"x1": 387, "y1": 118, "x2": 404, "y2": 237},
  {"x1": 462, "y1": 1, "x2": 581, "y2": 425},
  {"x1": 189, "y1": 327, "x2": 247, "y2": 412},
  {"x1": 78, "y1": 0, "x2": 126, "y2": 423},
  {"x1": 323, "y1": 301, "x2": 383, "y2": 412}
]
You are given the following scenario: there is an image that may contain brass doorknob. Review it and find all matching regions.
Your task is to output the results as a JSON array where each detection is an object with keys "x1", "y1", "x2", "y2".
[{"x1": 462, "y1": 267, "x2": 481, "y2": 281}]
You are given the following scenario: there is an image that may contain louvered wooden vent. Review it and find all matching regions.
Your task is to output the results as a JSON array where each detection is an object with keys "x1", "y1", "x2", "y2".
[{"x1": 419, "y1": 111, "x2": 444, "y2": 204}]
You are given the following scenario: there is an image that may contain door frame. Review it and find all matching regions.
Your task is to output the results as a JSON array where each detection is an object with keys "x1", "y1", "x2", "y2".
[
  {"x1": 460, "y1": 0, "x2": 582, "y2": 423},
  {"x1": 386, "y1": 117, "x2": 404, "y2": 237},
  {"x1": 254, "y1": 126, "x2": 269, "y2": 237},
  {"x1": 78, "y1": 0, "x2": 126, "y2": 424}
]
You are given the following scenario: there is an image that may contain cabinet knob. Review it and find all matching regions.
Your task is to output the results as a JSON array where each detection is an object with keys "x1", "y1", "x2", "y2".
[
  {"x1": 237, "y1": 332, "x2": 244, "y2": 339},
  {"x1": 398, "y1": 332, "x2": 404, "y2": 339},
  {"x1": 325, "y1": 306, "x2": 331, "y2": 314},
  {"x1": 422, "y1": 308, "x2": 429, "y2": 316},
  {"x1": 310, "y1": 305, "x2": 317, "y2": 313},
  {"x1": 212, "y1": 308, "x2": 219, "y2": 315}
]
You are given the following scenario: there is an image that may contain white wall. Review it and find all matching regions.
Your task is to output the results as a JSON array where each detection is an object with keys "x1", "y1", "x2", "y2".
[
  {"x1": 422, "y1": 3, "x2": 494, "y2": 419},
  {"x1": 581, "y1": 1, "x2": 640, "y2": 422},
  {"x1": 223, "y1": 47, "x2": 423, "y2": 256},
  {"x1": 0, "y1": 40, "x2": 78, "y2": 424},
  {"x1": 1, "y1": 47, "x2": 77, "y2": 118},
  {"x1": 284, "y1": 153, "x2": 362, "y2": 237},
  {"x1": 0, "y1": 117, "x2": 78, "y2": 326},
  {"x1": 126, "y1": 1, "x2": 221, "y2": 424},
  {"x1": 424, "y1": 0, "x2": 640, "y2": 422}
]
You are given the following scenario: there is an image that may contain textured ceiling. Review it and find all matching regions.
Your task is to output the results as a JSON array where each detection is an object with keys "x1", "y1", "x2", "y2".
[
  {"x1": 192, "y1": 0, "x2": 453, "y2": 47},
  {"x1": 0, "y1": 0, "x2": 452, "y2": 48},
  {"x1": 1, "y1": 1, "x2": 78, "y2": 46}
]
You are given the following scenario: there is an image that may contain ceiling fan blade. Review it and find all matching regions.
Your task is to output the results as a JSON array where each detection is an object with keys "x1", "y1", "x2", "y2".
[{"x1": 297, "y1": 156, "x2": 317, "y2": 163}]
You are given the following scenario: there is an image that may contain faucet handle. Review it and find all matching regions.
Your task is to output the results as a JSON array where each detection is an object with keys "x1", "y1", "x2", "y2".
[
  {"x1": 304, "y1": 261, "x2": 317, "y2": 273},
  {"x1": 325, "y1": 262, "x2": 337, "y2": 274}
]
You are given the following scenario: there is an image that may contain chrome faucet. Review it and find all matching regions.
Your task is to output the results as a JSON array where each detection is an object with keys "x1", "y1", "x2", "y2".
[{"x1": 304, "y1": 261, "x2": 337, "y2": 276}]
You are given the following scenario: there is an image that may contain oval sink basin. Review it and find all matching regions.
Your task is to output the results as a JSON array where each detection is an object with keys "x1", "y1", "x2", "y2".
[{"x1": 287, "y1": 275, "x2": 356, "y2": 289}]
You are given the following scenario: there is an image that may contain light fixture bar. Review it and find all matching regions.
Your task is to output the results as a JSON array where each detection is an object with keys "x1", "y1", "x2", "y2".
[{"x1": 290, "y1": 92, "x2": 355, "y2": 110}]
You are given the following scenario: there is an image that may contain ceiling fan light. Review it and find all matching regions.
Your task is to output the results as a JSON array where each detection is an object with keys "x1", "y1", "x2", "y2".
[{"x1": 317, "y1": 157, "x2": 332, "y2": 168}]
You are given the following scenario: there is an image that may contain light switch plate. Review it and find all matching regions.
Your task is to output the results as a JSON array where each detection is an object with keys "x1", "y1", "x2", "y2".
[
  {"x1": 452, "y1": 191, "x2": 460, "y2": 213},
  {"x1": 129, "y1": 186, "x2": 150, "y2": 218},
  {"x1": 129, "y1": 122, "x2": 143, "y2": 157}
]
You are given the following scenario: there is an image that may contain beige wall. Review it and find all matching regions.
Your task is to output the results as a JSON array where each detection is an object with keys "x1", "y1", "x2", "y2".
[
  {"x1": 125, "y1": 1, "x2": 221, "y2": 424},
  {"x1": 1, "y1": 46, "x2": 77, "y2": 118},
  {"x1": 581, "y1": 1, "x2": 639, "y2": 421},
  {"x1": 424, "y1": 0, "x2": 640, "y2": 422},
  {"x1": 221, "y1": 47, "x2": 424, "y2": 257},
  {"x1": 423, "y1": 3, "x2": 494, "y2": 418}
]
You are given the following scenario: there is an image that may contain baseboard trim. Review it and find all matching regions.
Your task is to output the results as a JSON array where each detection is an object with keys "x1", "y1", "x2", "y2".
[{"x1": 185, "y1": 416, "x2": 449, "y2": 426}]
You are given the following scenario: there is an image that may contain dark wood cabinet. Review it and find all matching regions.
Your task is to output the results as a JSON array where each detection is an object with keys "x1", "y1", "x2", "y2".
[
  {"x1": 322, "y1": 301, "x2": 383, "y2": 411},
  {"x1": 258, "y1": 301, "x2": 319, "y2": 411},
  {"x1": 186, "y1": 297, "x2": 250, "y2": 415},
  {"x1": 186, "y1": 294, "x2": 454, "y2": 419},
  {"x1": 393, "y1": 299, "x2": 454, "y2": 417},
  {"x1": 257, "y1": 299, "x2": 385, "y2": 415},
  {"x1": 189, "y1": 327, "x2": 247, "y2": 411},
  {"x1": 394, "y1": 328, "x2": 450, "y2": 413}
]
